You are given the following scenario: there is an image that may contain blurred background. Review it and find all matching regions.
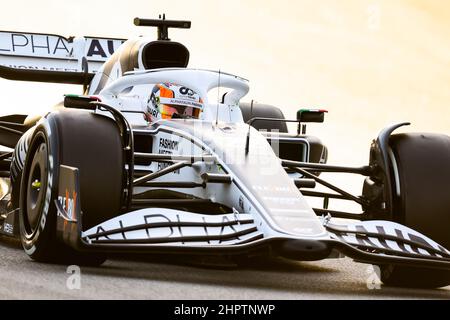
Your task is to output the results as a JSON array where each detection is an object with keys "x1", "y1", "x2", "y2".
[{"x1": 0, "y1": 0, "x2": 448, "y2": 204}]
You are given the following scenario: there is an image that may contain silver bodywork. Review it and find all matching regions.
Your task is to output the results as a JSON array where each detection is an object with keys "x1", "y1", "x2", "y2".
[
  {"x1": 51, "y1": 68, "x2": 450, "y2": 269},
  {"x1": 0, "y1": 31, "x2": 448, "y2": 271}
]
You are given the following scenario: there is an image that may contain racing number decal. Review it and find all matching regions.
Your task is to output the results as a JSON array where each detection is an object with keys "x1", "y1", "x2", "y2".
[{"x1": 57, "y1": 189, "x2": 77, "y2": 220}]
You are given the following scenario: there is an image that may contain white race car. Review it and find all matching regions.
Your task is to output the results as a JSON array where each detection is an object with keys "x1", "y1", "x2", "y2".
[{"x1": 0, "y1": 16, "x2": 449, "y2": 289}]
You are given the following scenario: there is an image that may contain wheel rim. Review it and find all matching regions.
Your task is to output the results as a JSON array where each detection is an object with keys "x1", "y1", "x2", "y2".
[{"x1": 25, "y1": 142, "x2": 48, "y2": 233}]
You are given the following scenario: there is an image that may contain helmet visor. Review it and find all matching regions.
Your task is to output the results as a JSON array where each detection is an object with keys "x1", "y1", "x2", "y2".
[{"x1": 158, "y1": 104, "x2": 201, "y2": 119}]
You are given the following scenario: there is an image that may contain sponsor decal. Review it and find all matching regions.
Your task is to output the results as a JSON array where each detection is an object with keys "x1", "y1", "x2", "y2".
[
  {"x1": 178, "y1": 86, "x2": 195, "y2": 96},
  {"x1": 159, "y1": 138, "x2": 179, "y2": 151},
  {"x1": 144, "y1": 106, "x2": 159, "y2": 122},
  {"x1": 1, "y1": 64, "x2": 78, "y2": 72},
  {"x1": 145, "y1": 94, "x2": 159, "y2": 121},
  {"x1": 0, "y1": 32, "x2": 123, "y2": 59},
  {"x1": 86, "y1": 39, "x2": 118, "y2": 59},
  {"x1": 40, "y1": 152, "x2": 53, "y2": 230},
  {"x1": 158, "y1": 137, "x2": 180, "y2": 173},
  {"x1": 57, "y1": 189, "x2": 77, "y2": 220},
  {"x1": 326, "y1": 221, "x2": 450, "y2": 258},
  {"x1": 159, "y1": 98, "x2": 202, "y2": 108},
  {"x1": 90, "y1": 214, "x2": 246, "y2": 243},
  {"x1": 0, "y1": 33, "x2": 70, "y2": 55}
]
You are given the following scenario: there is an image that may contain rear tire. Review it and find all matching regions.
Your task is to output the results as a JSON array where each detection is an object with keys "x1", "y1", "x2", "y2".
[
  {"x1": 379, "y1": 133, "x2": 450, "y2": 288},
  {"x1": 19, "y1": 110, "x2": 124, "y2": 265}
]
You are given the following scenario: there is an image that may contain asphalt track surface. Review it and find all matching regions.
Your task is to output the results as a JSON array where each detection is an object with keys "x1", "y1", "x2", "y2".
[{"x1": 0, "y1": 237, "x2": 448, "y2": 299}]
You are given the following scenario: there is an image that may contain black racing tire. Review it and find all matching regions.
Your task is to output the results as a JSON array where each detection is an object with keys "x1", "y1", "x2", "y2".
[
  {"x1": 19, "y1": 109, "x2": 124, "y2": 265},
  {"x1": 379, "y1": 132, "x2": 450, "y2": 288}
]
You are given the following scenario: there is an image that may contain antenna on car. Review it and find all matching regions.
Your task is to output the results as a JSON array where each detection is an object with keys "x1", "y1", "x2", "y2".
[
  {"x1": 215, "y1": 70, "x2": 222, "y2": 126},
  {"x1": 134, "y1": 14, "x2": 191, "y2": 41}
]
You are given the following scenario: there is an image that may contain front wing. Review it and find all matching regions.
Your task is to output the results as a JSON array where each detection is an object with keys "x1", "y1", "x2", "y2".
[{"x1": 56, "y1": 165, "x2": 450, "y2": 271}]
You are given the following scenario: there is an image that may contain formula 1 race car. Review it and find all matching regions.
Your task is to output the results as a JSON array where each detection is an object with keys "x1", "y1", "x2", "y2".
[{"x1": 0, "y1": 16, "x2": 449, "y2": 289}]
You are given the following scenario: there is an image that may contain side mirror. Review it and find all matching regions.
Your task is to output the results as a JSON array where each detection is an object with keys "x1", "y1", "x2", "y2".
[
  {"x1": 296, "y1": 109, "x2": 328, "y2": 134},
  {"x1": 297, "y1": 109, "x2": 328, "y2": 123},
  {"x1": 64, "y1": 94, "x2": 99, "y2": 111}
]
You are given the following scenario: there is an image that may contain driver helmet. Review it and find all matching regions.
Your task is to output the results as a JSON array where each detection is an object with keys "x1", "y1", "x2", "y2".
[{"x1": 145, "y1": 83, "x2": 204, "y2": 122}]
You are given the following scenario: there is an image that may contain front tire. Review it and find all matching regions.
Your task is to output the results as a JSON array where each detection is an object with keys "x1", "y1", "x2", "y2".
[
  {"x1": 379, "y1": 133, "x2": 450, "y2": 288},
  {"x1": 19, "y1": 110, "x2": 124, "y2": 265}
]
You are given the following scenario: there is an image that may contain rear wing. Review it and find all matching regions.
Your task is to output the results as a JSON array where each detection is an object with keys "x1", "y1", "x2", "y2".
[{"x1": 0, "y1": 31, "x2": 125, "y2": 84}]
